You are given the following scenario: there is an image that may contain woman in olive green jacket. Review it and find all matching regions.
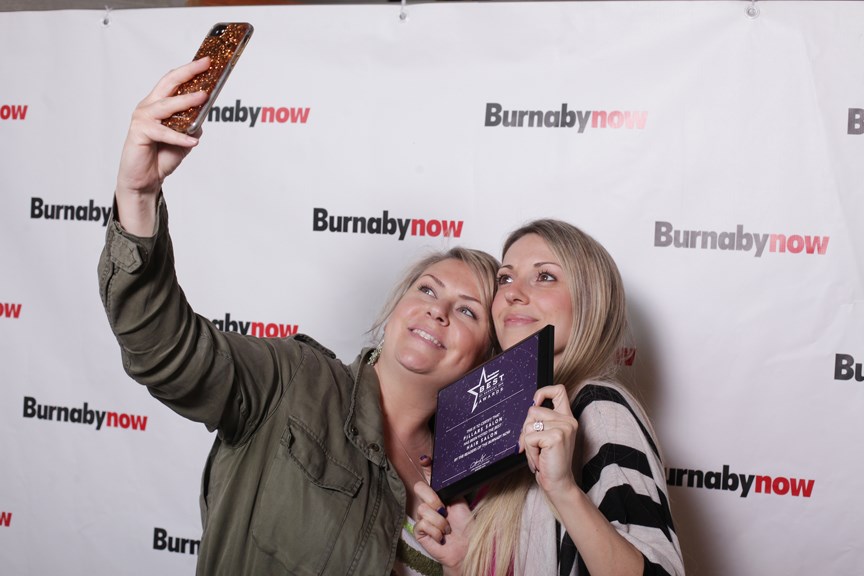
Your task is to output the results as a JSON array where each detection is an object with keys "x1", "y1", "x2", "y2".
[{"x1": 100, "y1": 58, "x2": 494, "y2": 576}]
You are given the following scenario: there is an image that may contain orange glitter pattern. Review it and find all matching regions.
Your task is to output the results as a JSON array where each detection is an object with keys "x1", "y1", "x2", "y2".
[{"x1": 162, "y1": 23, "x2": 252, "y2": 134}]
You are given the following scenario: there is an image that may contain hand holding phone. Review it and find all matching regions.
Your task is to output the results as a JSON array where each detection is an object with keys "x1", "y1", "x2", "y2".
[{"x1": 162, "y1": 22, "x2": 254, "y2": 134}]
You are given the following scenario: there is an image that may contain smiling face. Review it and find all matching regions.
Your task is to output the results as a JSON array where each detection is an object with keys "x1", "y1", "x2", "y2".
[
  {"x1": 492, "y1": 233, "x2": 573, "y2": 364},
  {"x1": 382, "y1": 258, "x2": 492, "y2": 387}
]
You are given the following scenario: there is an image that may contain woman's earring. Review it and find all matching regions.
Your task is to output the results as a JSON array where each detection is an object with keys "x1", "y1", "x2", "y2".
[{"x1": 368, "y1": 342, "x2": 383, "y2": 366}]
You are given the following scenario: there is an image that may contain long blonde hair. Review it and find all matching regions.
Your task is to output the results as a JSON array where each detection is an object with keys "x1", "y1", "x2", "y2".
[{"x1": 463, "y1": 219, "x2": 627, "y2": 576}]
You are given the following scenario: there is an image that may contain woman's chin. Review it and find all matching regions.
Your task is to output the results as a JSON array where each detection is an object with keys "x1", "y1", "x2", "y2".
[
  {"x1": 496, "y1": 326, "x2": 531, "y2": 351},
  {"x1": 393, "y1": 350, "x2": 441, "y2": 377}
]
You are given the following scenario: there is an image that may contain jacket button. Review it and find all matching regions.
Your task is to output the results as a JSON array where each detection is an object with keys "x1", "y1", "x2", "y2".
[
  {"x1": 350, "y1": 426, "x2": 359, "y2": 436},
  {"x1": 369, "y1": 443, "x2": 381, "y2": 452}
]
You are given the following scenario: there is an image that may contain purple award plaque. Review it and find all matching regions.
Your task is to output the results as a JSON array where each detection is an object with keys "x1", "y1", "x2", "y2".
[{"x1": 430, "y1": 325, "x2": 553, "y2": 502}]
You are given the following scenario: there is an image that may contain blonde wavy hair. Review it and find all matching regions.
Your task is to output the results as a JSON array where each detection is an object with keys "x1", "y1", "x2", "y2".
[
  {"x1": 463, "y1": 219, "x2": 627, "y2": 576},
  {"x1": 369, "y1": 246, "x2": 501, "y2": 360}
]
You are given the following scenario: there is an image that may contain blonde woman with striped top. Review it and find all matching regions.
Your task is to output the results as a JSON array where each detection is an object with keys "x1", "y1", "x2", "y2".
[{"x1": 414, "y1": 219, "x2": 685, "y2": 576}]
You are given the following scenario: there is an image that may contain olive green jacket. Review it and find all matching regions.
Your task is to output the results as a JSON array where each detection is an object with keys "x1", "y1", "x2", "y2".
[{"x1": 98, "y1": 198, "x2": 406, "y2": 575}]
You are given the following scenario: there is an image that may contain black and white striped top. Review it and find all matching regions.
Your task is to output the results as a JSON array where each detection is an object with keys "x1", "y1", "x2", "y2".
[{"x1": 556, "y1": 382, "x2": 684, "y2": 576}]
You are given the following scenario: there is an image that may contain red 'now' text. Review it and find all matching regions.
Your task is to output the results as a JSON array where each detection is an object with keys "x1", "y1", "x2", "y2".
[
  {"x1": 0, "y1": 104, "x2": 27, "y2": 120},
  {"x1": 1, "y1": 303, "x2": 22, "y2": 319}
]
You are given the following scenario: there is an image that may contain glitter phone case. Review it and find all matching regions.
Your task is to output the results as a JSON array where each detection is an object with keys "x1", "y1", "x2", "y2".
[{"x1": 162, "y1": 23, "x2": 254, "y2": 134}]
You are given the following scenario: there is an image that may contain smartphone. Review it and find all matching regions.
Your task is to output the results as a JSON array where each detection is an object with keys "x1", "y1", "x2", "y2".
[{"x1": 162, "y1": 22, "x2": 254, "y2": 134}]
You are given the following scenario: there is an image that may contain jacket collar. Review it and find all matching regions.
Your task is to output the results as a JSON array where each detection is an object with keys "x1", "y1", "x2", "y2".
[{"x1": 345, "y1": 348, "x2": 389, "y2": 467}]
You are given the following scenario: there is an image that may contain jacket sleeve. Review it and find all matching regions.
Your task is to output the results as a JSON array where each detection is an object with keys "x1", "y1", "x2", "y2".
[
  {"x1": 97, "y1": 195, "x2": 297, "y2": 445},
  {"x1": 573, "y1": 384, "x2": 685, "y2": 576}
]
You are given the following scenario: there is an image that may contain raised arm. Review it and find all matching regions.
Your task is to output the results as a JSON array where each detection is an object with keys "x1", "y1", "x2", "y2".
[
  {"x1": 99, "y1": 61, "x2": 295, "y2": 444},
  {"x1": 114, "y1": 58, "x2": 209, "y2": 236},
  {"x1": 523, "y1": 384, "x2": 684, "y2": 576}
]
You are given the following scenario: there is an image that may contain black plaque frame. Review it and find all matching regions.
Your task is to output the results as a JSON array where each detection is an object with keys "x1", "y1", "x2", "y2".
[{"x1": 430, "y1": 325, "x2": 554, "y2": 502}]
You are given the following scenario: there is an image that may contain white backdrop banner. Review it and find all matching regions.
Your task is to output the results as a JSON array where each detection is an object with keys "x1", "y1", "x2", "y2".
[{"x1": 1, "y1": 2, "x2": 862, "y2": 575}]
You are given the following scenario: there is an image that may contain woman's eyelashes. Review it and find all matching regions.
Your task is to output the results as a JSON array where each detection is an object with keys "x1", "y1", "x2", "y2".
[
  {"x1": 458, "y1": 305, "x2": 477, "y2": 319},
  {"x1": 496, "y1": 270, "x2": 556, "y2": 286},
  {"x1": 418, "y1": 283, "x2": 478, "y2": 321},
  {"x1": 537, "y1": 269, "x2": 556, "y2": 282}
]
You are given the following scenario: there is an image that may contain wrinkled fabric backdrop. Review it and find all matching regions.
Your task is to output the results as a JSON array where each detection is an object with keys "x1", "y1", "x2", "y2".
[{"x1": 1, "y1": 2, "x2": 862, "y2": 574}]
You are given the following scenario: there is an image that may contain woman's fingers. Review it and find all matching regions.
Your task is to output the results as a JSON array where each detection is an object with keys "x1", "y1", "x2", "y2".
[
  {"x1": 114, "y1": 60, "x2": 212, "y2": 234},
  {"x1": 533, "y1": 384, "x2": 571, "y2": 414},
  {"x1": 143, "y1": 57, "x2": 211, "y2": 104},
  {"x1": 123, "y1": 80, "x2": 207, "y2": 162},
  {"x1": 133, "y1": 58, "x2": 210, "y2": 146},
  {"x1": 132, "y1": 115, "x2": 201, "y2": 150},
  {"x1": 411, "y1": 482, "x2": 474, "y2": 569},
  {"x1": 151, "y1": 90, "x2": 209, "y2": 122},
  {"x1": 413, "y1": 481, "x2": 449, "y2": 543},
  {"x1": 519, "y1": 386, "x2": 578, "y2": 483},
  {"x1": 414, "y1": 505, "x2": 450, "y2": 543}
]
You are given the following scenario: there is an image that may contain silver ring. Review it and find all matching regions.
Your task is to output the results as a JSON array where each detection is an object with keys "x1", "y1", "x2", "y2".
[{"x1": 532, "y1": 421, "x2": 544, "y2": 432}]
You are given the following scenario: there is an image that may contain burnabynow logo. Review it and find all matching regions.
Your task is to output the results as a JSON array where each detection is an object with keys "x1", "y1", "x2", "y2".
[
  {"x1": 0, "y1": 512, "x2": 11, "y2": 527},
  {"x1": 835, "y1": 353, "x2": 863, "y2": 382},
  {"x1": 207, "y1": 99, "x2": 310, "y2": 127},
  {"x1": 154, "y1": 527, "x2": 200, "y2": 555},
  {"x1": 848, "y1": 108, "x2": 864, "y2": 134},
  {"x1": 313, "y1": 208, "x2": 464, "y2": 241},
  {"x1": 667, "y1": 464, "x2": 814, "y2": 498},
  {"x1": 467, "y1": 367, "x2": 504, "y2": 412},
  {"x1": 1, "y1": 303, "x2": 22, "y2": 319},
  {"x1": 22, "y1": 396, "x2": 148, "y2": 431},
  {"x1": 1, "y1": 104, "x2": 27, "y2": 121},
  {"x1": 30, "y1": 197, "x2": 111, "y2": 226},
  {"x1": 212, "y1": 312, "x2": 298, "y2": 338},
  {"x1": 654, "y1": 221, "x2": 829, "y2": 257},
  {"x1": 484, "y1": 103, "x2": 647, "y2": 131}
]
